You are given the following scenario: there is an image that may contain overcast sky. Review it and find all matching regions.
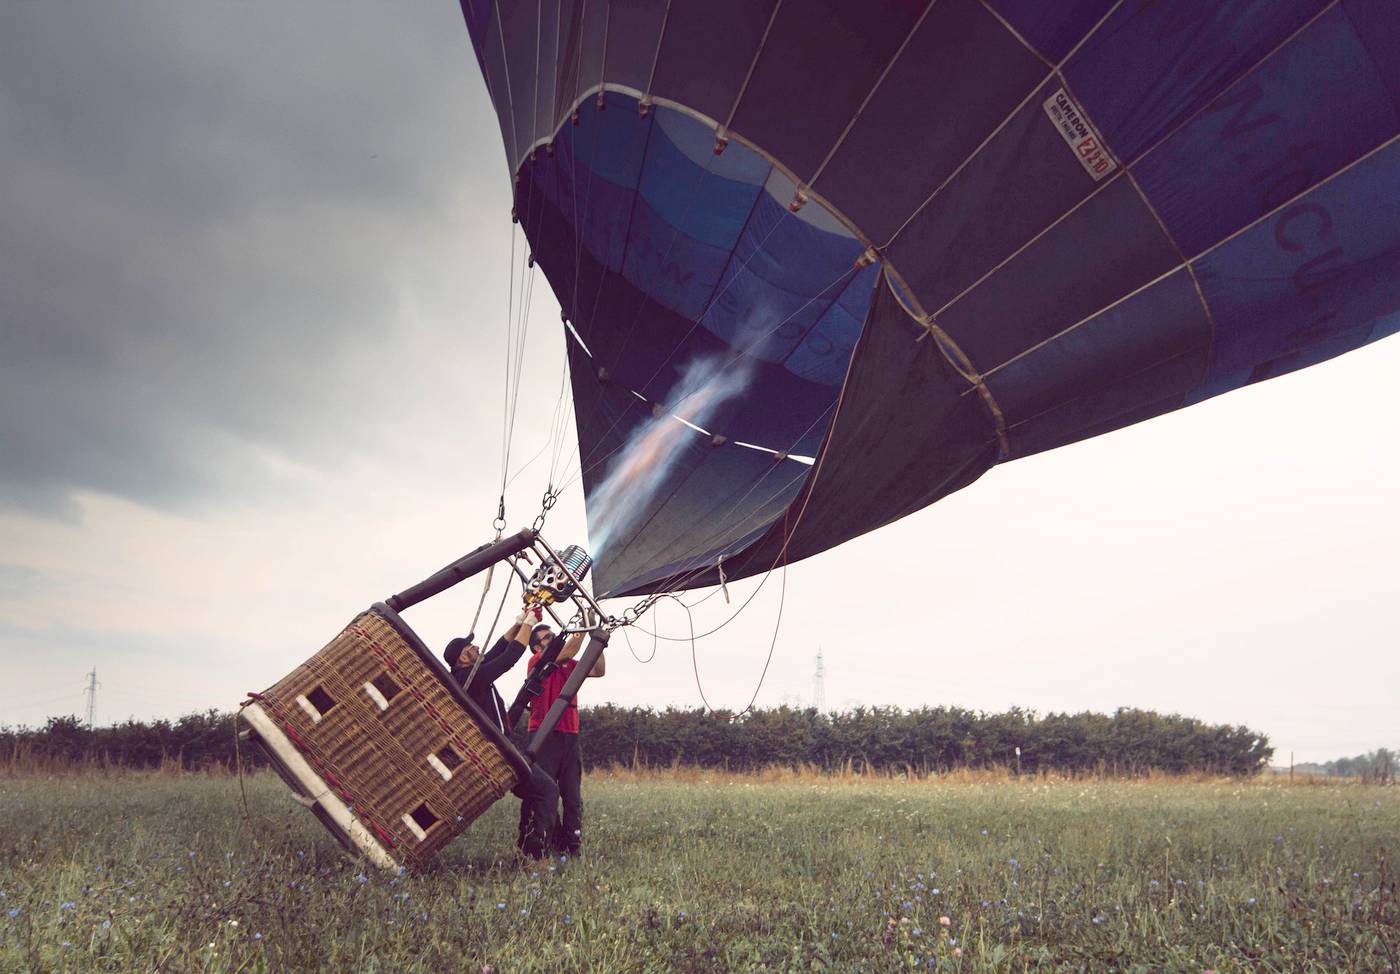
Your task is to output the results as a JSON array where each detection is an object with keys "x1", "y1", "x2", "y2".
[{"x1": 2, "y1": 2, "x2": 1396, "y2": 764}]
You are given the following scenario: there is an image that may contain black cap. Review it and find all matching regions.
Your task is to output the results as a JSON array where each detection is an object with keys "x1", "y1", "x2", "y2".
[{"x1": 444, "y1": 637, "x2": 471, "y2": 668}]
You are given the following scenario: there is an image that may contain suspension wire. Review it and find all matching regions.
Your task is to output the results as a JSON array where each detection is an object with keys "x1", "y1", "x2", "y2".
[
  {"x1": 503, "y1": 260, "x2": 537, "y2": 486},
  {"x1": 461, "y1": 564, "x2": 518, "y2": 694},
  {"x1": 499, "y1": 144, "x2": 556, "y2": 530},
  {"x1": 546, "y1": 339, "x2": 574, "y2": 488},
  {"x1": 619, "y1": 620, "x2": 658, "y2": 663},
  {"x1": 679, "y1": 517, "x2": 789, "y2": 719},
  {"x1": 499, "y1": 222, "x2": 519, "y2": 503}
]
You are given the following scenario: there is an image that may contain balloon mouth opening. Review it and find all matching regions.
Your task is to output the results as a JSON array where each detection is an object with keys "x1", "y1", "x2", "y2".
[{"x1": 519, "y1": 90, "x2": 884, "y2": 595}]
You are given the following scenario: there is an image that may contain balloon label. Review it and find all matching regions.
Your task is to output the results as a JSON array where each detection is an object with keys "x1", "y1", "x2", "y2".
[{"x1": 1044, "y1": 87, "x2": 1116, "y2": 182}]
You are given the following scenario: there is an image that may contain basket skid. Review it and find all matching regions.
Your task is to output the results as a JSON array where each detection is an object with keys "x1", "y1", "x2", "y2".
[{"x1": 240, "y1": 701, "x2": 397, "y2": 869}]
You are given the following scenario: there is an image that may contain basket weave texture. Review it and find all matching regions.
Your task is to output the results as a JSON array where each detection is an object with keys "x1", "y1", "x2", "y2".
[{"x1": 257, "y1": 608, "x2": 519, "y2": 869}]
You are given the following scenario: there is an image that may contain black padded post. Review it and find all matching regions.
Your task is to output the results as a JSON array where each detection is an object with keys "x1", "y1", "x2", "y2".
[
  {"x1": 385, "y1": 529, "x2": 536, "y2": 612},
  {"x1": 524, "y1": 629, "x2": 610, "y2": 759},
  {"x1": 505, "y1": 633, "x2": 567, "y2": 732}
]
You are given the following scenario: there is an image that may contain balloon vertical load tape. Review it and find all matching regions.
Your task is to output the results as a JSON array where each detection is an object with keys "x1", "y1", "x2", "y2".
[{"x1": 525, "y1": 544, "x2": 592, "y2": 605}]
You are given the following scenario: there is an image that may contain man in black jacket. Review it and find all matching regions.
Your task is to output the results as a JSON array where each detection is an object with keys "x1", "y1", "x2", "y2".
[
  {"x1": 444, "y1": 607, "x2": 560, "y2": 859},
  {"x1": 444, "y1": 608, "x2": 539, "y2": 733}
]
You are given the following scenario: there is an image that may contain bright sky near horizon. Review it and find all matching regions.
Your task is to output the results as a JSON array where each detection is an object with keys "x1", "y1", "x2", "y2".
[{"x1": 1, "y1": 3, "x2": 1396, "y2": 765}]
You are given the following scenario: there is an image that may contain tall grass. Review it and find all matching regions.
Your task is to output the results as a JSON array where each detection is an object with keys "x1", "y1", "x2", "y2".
[{"x1": 0, "y1": 771, "x2": 1395, "y2": 972}]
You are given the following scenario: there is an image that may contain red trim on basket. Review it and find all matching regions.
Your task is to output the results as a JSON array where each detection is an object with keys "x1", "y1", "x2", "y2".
[{"x1": 283, "y1": 722, "x2": 307, "y2": 750}]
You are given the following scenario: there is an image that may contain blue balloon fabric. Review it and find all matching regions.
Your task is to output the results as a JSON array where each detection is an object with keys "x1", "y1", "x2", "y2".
[{"x1": 463, "y1": 0, "x2": 1400, "y2": 597}]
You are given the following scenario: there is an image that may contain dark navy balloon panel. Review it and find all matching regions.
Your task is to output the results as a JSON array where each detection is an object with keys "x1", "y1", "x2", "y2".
[
  {"x1": 463, "y1": 0, "x2": 1400, "y2": 597},
  {"x1": 1192, "y1": 138, "x2": 1400, "y2": 400},
  {"x1": 1132, "y1": 2, "x2": 1400, "y2": 257}
]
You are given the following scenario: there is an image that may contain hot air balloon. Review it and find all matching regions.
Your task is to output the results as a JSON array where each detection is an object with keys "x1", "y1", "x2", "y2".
[
  {"x1": 461, "y1": 0, "x2": 1400, "y2": 599},
  {"x1": 239, "y1": 0, "x2": 1400, "y2": 871}
]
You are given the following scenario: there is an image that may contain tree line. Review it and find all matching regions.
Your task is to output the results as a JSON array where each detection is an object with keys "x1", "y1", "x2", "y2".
[
  {"x1": 1294, "y1": 748, "x2": 1396, "y2": 783},
  {"x1": 2, "y1": 704, "x2": 1271, "y2": 776}
]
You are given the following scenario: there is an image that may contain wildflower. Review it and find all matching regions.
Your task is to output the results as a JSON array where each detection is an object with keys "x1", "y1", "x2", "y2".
[
  {"x1": 228, "y1": 919, "x2": 238, "y2": 927},
  {"x1": 6, "y1": 908, "x2": 20, "y2": 919},
  {"x1": 496, "y1": 903, "x2": 507, "y2": 910},
  {"x1": 939, "y1": 916, "x2": 950, "y2": 927},
  {"x1": 949, "y1": 937, "x2": 957, "y2": 946},
  {"x1": 223, "y1": 881, "x2": 232, "y2": 888},
  {"x1": 953, "y1": 947, "x2": 962, "y2": 958},
  {"x1": 931, "y1": 888, "x2": 941, "y2": 896},
  {"x1": 254, "y1": 933, "x2": 263, "y2": 941},
  {"x1": 61, "y1": 941, "x2": 71, "y2": 948},
  {"x1": 101, "y1": 919, "x2": 111, "y2": 929},
  {"x1": 355, "y1": 873, "x2": 368, "y2": 885},
  {"x1": 61, "y1": 902, "x2": 76, "y2": 910},
  {"x1": 1247, "y1": 897, "x2": 1256, "y2": 905},
  {"x1": 912, "y1": 927, "x2": 921, "y2": 937},
  {"x1": 980, "y1": 829, "x2": 988, "y2": 836}
]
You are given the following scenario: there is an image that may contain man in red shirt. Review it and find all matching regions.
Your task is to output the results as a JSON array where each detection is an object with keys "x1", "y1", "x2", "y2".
[{"x1": 517, "y1": 623, "x2": 604, "y2": 858}]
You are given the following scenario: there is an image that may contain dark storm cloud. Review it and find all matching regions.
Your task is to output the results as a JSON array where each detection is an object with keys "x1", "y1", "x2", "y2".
[{"x1": 0, "y1": 2, "x2": 509, "y2": 516}]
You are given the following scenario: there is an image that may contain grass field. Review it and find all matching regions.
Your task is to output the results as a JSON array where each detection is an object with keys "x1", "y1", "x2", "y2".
[{"x1": 0, "y1": 771, "x2": 1396, "y2": 973}]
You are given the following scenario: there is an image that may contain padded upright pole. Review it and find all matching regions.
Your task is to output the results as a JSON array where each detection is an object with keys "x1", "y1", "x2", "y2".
[
  {"x1": 385, "y1": 529, "x2": 535, "y2": 612},
  {"x1": 505, "y1": 634, "x2": 567, "y2": 732},
  {"x1": 525, "y1": 630, "x2": 610, "y2": 759}
]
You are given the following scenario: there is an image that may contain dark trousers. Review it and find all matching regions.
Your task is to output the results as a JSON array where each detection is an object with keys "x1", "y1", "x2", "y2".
[
  {"x1": 514, "y1": 765, "x2": 559, "y2": 859},
  {"x1": 519, "y1": 731, "x2": 582, "y2": 856}
]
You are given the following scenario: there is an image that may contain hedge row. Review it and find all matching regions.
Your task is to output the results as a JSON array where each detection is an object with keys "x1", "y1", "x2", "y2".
[{"x1": 3, "y1": 704, "x2": 1271, "y2": 776}]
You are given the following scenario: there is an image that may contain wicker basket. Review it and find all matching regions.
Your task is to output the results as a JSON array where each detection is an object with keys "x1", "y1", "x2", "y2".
[{"x1": 241, "y1": 603, "x2": 527, "y2": 870}]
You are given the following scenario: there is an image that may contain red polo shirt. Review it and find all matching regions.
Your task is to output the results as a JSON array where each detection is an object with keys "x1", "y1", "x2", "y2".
[{"x1": 526, "y1": 654, "x2": 579, "y2": 734}]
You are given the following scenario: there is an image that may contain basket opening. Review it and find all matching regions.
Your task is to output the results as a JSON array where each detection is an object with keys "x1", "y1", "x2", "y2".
[
  {"x1": 305, "y1": 685, "x2": 336, "y2": 717},
  {"x1": 370, "y1": 672, "x2": 402, "y2": 701},
  {"x1": 435, "y1": 745, "x2": 463, "y2": 771},
  {"x1": 370, "y1": 672, "x2": 402, "y2": 700},
  {"x1": 409, "y1": 803, "x2": 439, "y2": 832}
]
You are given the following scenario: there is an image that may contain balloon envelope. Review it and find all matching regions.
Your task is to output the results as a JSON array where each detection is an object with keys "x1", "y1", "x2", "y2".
[{"x1": 462, "y1": 0, "x2": 1400, "y2": 597}]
